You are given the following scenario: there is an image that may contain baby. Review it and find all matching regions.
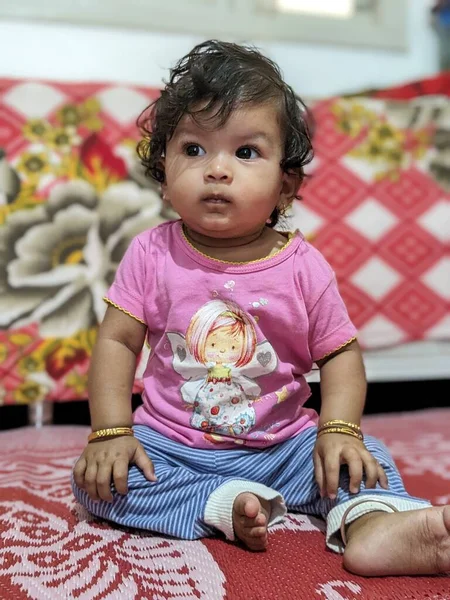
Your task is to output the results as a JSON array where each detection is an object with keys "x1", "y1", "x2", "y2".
[{"x1": 73, "y1": 40, "x2": 450, "y2": 577}]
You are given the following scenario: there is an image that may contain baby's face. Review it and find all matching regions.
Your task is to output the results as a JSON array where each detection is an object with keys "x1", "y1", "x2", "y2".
[
  {"x1": 204, "y1": 327, "x2": 242, "y2": 364},
  {"x1": 163, "y1": 103, "x2": 292, "y2": 239}
]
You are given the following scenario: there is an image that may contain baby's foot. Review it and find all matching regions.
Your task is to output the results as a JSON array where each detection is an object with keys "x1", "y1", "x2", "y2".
[
  {"x1": 344, "y1": 504, "x2": 450, "y2": 576},
  {"x1": 233, "y1": 492, "x2": 270, "y2": 551}
]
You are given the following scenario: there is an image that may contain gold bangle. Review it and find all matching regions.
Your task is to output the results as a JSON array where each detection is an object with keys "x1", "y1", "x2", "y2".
[
  {"x1": 317, "y1": 427, "x2": 363, "y2": 441},
  {"x1": 319, "y1": 420, "x2": 361, "y2": 432},
  {"x1": 88, "y1": 427, "x2": 134, "y2": 443}
]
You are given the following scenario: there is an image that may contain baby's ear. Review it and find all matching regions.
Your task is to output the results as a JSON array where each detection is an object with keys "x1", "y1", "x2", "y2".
[{"x1": 281, "y1": 171, "x2": 301, "y2": 202}]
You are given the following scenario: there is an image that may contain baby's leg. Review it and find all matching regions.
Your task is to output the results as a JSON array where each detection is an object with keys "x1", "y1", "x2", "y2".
[
  {"x1": 325, "y1": 435, "x2": 450, "y2": 576},
  {"x1": 72, "y1": 449, "x2": 222, "y2": 539},
  {"x1": 265, "y1": 428, "x2": 450, "y2": 575},
  {"x1": 71, "y1": 426, "x2": 231, "y2": 539},
  {"x1": 344, "y1": 503, "x2": 450, "y2": 576},
  {"x1": 335, "y1": 437, "x2": 450, "y2": 575},
  {"x1": 72, "y1": 426, "x2": 285, "y2": 544}
]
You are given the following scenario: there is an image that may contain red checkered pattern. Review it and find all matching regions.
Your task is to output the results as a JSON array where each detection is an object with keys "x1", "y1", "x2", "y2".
[{"x1": 293, "y1": 98, "x2": 449, "y2": 349}]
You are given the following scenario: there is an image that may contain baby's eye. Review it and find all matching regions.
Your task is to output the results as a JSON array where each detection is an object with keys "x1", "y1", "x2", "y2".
[
  {"x1": 211, "y1": 343, "x2": 215, "y2": 347},
  {"x1": 236, "y1": 146, "x2": 259, "y2": 160},
  {"x1": 231, "y1": 346, "x2": 235, "y2": 350},
  {"x1": 184, "y1": 144, "x2": 205, "y2": 157}
]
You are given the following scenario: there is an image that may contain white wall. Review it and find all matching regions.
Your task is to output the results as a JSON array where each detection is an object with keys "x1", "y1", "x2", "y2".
[{"x1": 0, "y1": 0, "x2": 439, "y2": 98}]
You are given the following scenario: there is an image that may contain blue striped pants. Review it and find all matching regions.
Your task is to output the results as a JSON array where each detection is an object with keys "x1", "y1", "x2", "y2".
[{"x1": 72, "y1": 425, "x2": 430, "y2": 552}]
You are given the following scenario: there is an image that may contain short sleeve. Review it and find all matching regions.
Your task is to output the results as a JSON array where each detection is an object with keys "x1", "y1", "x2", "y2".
[
  {"x1": 104, "y1": 236, "x2": 147, "y2": 324},
  {"x1": 308, "y1": 275, "x2": 357, "y2": 362}
]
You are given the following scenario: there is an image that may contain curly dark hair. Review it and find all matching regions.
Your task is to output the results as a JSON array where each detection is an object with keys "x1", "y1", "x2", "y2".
[{"x1": 137, "y1": 40, "x2": 313, "y2": 227}]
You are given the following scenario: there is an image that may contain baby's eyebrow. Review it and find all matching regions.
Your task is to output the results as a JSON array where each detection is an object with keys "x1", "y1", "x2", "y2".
[
  {"x1": 235, "y1": 131, "x2": 274, "y2": 145},
  {"x1": 238, "y1": 131, "x2": 271, "y2": 141}
]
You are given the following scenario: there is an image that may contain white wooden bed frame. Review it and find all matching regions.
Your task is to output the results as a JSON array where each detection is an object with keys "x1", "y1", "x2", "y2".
[{"x1": 307, "y1": 340, "x2": 450, "y2": 383}]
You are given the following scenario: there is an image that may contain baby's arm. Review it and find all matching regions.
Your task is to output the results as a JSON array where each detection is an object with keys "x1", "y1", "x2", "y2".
[
  {"x1": 316, "y1": 340, "x2": 366, "y2": 428},
  {"x1": 313, "y1": 341, "x2": 388, "y2": 499},
  {"x1": 73, "y1": 306, "x2": 156, "y2": 502},
  {"x1": 88, "y1": 306, "x2": 146, "y2": 430}
]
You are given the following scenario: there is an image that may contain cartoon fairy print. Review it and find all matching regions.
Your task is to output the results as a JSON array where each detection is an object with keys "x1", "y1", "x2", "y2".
[{"x1": 167, "y1": 299, "x2": 278, "y2": 438}]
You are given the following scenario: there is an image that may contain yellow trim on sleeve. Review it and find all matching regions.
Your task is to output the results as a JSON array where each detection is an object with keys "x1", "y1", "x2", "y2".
[
  {"x1": 315, "y1": 336, "x2": 357, "y2": 363},
  {"x1": 103, "y1": 297, "x2": 146, "y2": 325}
]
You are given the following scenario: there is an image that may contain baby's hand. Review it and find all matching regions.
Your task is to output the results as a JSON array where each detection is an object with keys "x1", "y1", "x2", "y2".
[
  {"x1": 313, "y1": 433, "x2": 388, "y2": 500},
  {"x1": 73, "y1": 435, "x2": 156, "y2": 503}
]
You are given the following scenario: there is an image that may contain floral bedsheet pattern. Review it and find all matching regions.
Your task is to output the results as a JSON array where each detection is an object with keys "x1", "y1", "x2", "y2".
[{"x1": 0, "y1": 80, "x2": 171, "y2": 404}]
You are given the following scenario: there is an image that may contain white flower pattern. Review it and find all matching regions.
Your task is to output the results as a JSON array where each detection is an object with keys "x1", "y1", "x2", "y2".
[{"x1": 0, "y1": 179, "x2": 163, "y2": 337}]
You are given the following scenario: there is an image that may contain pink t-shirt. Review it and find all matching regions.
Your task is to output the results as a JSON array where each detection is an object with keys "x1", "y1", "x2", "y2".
[{"x1": 105, "y1": 220, "x2": 357, "y2": 449}]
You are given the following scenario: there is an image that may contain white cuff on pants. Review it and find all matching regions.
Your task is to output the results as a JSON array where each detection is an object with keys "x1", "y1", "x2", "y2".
[
  {"x1": 326, "y1": 495, "x2": 432, "y2": 553},
  {"x1": 204, "y1": 480, "x2": 287, "y2": 541}
]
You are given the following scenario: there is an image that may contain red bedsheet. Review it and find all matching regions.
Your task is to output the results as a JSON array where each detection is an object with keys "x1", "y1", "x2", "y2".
[{"x1": 0, "y1": 408, "x2": 449, "y2": 599}]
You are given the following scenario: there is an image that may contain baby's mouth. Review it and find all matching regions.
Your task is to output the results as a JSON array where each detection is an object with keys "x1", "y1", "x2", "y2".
[{"x1": 202, "y1": 194, "x2": 231, "y2": 204}]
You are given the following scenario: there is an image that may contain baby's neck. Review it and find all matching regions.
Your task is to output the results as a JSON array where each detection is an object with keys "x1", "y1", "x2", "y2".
[{"x1": 183, "y1": 225, "x2": 288, "y2": 263}]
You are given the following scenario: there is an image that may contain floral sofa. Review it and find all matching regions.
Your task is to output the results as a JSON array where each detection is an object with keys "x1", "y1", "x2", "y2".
[
  {"x1": 0, "y1": 73, "x2": 449, "y2": 410},
  {"x1": 0, "y1": 72, "x2": 449, "y2": 600}
]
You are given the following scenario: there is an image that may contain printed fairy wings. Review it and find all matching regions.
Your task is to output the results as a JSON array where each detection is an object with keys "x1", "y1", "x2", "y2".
[{"x1": 166, "y1": 332, "x2": 278, "y2": 403}]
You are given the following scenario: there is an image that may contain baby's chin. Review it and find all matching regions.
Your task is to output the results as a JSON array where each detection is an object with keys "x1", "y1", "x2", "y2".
[
  {"x1": 186, "y1": 214, "x2": 237, "y2": 233},
  {"x1": 191, "y1": 224, "x2": 235, "y2": 238}
]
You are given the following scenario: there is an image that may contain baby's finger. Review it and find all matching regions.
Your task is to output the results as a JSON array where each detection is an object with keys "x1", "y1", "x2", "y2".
[
  {"x1": 313, "y1": 451, "x2": 325, "y2": 497},
  {"x1": 84, "y1": 462, "x2": 99, "y2": 501},
  {"x1": 343, "y1": 448, "x2": 363, "y2": 494},
  {"x1": 324, "y1": 452, "x2": 340, "y2": 499},
  {"x1": 73, "y1": 457, "x2": 87, "y2": 489},
  {"x1": 134, "y1": 446, "x2": 157, "y2": 482},
  {"x1": 362, "y1": 454, "x2": 379, "y2": 489},
  {"x1": 96, "y1": 462, "x2": 114, "y2": 502},
  {"x1": 113, "y1": 458, "x2": 130, "y2": 495},
  {"x1": 378, "y1": 463, "x2": 389, "y2": 489}
]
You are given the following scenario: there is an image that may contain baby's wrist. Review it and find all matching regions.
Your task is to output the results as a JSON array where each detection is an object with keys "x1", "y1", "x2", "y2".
[
  {"x1": 88, "y1": 426, "x2": 134, "y2": 443},
  {"x1": 317, "y1": 420, "x2": 363, "y2": 441}
]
